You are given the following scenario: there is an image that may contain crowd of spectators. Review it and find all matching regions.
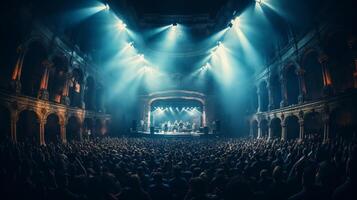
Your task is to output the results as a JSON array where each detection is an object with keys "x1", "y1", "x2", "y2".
[{"x1": 0, "y1": 136, "x2": 356, "y2": 200}]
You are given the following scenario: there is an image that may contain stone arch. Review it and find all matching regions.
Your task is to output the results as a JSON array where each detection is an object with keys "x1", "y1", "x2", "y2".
[
  {"x1": 84, "y1": 76, "x2": 96, "y2": 110},
  {"x1": 17, "y1": 110, "x2": 40, "y2": 144},
  {"x1": 69, "y1": 68, "x2": 84, "y2": 107},
  {"x1": 325, "y1": 31, "x2": 354, "y2": 92},
  {"x1": 251, "y1": 120, "x2": 258, "y2": 138},
  {"x1": 302, "y1": 50, "x2": 324, "y2": 100},
  {"x1": 258, "y1": 81, "x2": 269, "y2": 112},
  {"x1": 45, "y1": 113, "x2": 60, "y2": 144},
  {"x1": 270, "y1": 118, "x2": 281, "y2": 139},
  {"x1": 304, "y1": 111, "x2": 323, "y2": 138},
  {"x1": 330, "y1": 107, "x2": 357, "y2": 139},
  {"x1": 285, "y1": 115, "x2": 299, "y2": 139},
  {"x1": 48, "y1": 55, "x2": 69, "y2": 103},
  {"x1": 21, "y1": 41, "x2": 49, "y2": 97},
  {"x1": 285, "y1": 64, "x2": 299, "y2": 105},
  {"x1": 270, "y1": 72, "x2": 281, "y2": 110},
  {"x1": 66, "y1": 115, "x2": 81, "y2": 141},
  {"x1": 0, "y1": 105, "x2": 11, "y2": 141},
  {"x1": 260, "y1": 119, "x2": 269, "y2": 138}
]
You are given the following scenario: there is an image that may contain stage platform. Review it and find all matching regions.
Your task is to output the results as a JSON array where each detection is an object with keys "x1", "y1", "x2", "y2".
[{"x1": 137, "y1": 131, "x2": 204, "y2": 137}]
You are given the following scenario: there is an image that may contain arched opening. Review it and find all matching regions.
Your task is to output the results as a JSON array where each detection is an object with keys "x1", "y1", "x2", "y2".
[
  {"x1": 69, "y1": 68, "x2": 84, "y2": 108},
  {"x1": 251, "y1": 120, "x2": 258, "y2": 138},
  {"x1": 48, "y1": 55, "x2": 69, "y2": 103},
  {"x1": 17, "y1": 110, "x2": 39, "y2": 144},
  {"x1": 286, "y1": 115, "x2": 299, "y2": 139},
  {"x1": 84, "y1": 118, "x2": 94, "y2": 139},
  {"x1": 259, "y1": 81, "x2": 269, "y2": 112},
  {"x1": 326, "y1": 32, "x2": 354, "y2": 93},
  {"x1": 0, "y1": 106, "x2": 11, "y2": 141},
  {"x1": 304, "y1": 112, "x2": 323, "y2": 139},
  {"x1": 84, "y1": 76, "x2": 96, "y2": 110},
  {"x1": 21, "y1": 42, "x2": 48, "y2": 97},
  {"x1": 260, "y1": 119, "x2": 269, "y2": 138},
  {"x1": 45, "y1": 114, "x2": 60, "y2": 144},
  {"x1": 270, "y1": 73, "x2": 281, "y2": 110},
  {"x1": 270, "y1": 118, "x2": 282, "y2": 139},
  {"x1": 66, "y1": 116, "x2": 81, "y2": 142},
  {"x1": 330, "y1": 107, "x2": 357, "y2": 139},
  {"x1": 286, "y1": 65, "x2": 299, "y2": 105},
  {"x1": 303, "y1": 51, "x2": 324, "y2": 100}
]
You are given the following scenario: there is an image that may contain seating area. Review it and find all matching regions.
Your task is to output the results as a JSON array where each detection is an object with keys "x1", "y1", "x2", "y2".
[{"x1": 0, "y1": 136, "x2": 356, "y2": 200}]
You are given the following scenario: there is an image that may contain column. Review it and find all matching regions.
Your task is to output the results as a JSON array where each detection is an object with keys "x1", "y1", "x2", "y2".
[
  {"x1": 10, "y1": 111, "x2": 18, "y2": 143},
  {"x1": 281, "y1": 120, "x2": 287, "y2": 141},
  {"x1": 257, "y1": 86, "x2": 262, "y2": 112},
  {"x1": 38, "y1": 60, "x2": 53, "y2": 100},
  {"x1": 61, "y1": 73, "x2": 71, "y2": 105},
  {"x1": 59, "y1": 120, "x2": 67, "y2": 143},
  {"x1": 202, "y1": 105, "x2": 207, "y2": 127},
  {"x1": 39, "y1": 119, "x2": 46, "y2": 146},
  {"x1": 80, "y1": 81, "x2": 86, "y2": 109},
  {"x1": 318, "y1": 54, "x2": 333, "y2": 96},
  {"x1": 280, "y1": 73, "x2": 288, "y2": 108},
  {"x1": 322, "y1": 116, "x2": 330, "y2": 142},
  {"x1": 268, "y1": 120, "x2": 272, "y2": 140},
  {"x1": 257, "y1": 122, "x2": 262, "y2": 139},
  {"x1": 296, "y1": 68, "x2": 307, "y2": 103},
  {"x1": 298, "y1": 118, "x2": 304, "y2": 140},
  {"x1": 10, "y1": 46, "x2": 26, "y2": 94}
]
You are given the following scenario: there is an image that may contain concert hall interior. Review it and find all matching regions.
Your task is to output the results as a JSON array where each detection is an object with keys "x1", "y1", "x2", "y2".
[{"x1": 0, "y1": 0, "x2": 357, "y2": 200}]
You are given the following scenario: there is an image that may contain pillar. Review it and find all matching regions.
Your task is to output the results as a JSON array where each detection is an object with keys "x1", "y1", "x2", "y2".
[
  {"x1": 298, "y1": 118, "x2": 304, "y2": 140},
  {"x1": 268, "y1": 120, "x2": 272, "y2": 140},
  {"x1": 38, "y1": 60, "x2": 53, "y2": 100},
  {"x1": 280, "y1": 73, "x2": 288, "y2": 108},
  {"x1": 39, "y1": 119, "x2": 46, "y2": 146},
  {"x1": 257, "y1": 122, "x2": 262, "y2": 139},
  {"x1": 61, "y1": 73, "x2": 71, "y2": 105},
  {"x1": 257, "y1": 86, "x2": 262, "y2": 112},
  {"x1": 80, "y1": 80, "x2": 86, "y2": 109},
  {"x1": 296, "y1": 68, "x2": 307, "y2": 103},
  {"x1": 281, "y1": 120, "x2": 287, "y2": 141},
  {"x1": 10, "y1": 111, "x2": 18, "y2": 143},
  {"x1": 202, "y1": 105, "x2": 207, "y2": 127},
  {"x1": 10, "y1": 46, "x2": 26, "y2": 94},
  {"x1": 322, "y1": 115, "x2": 330, "y2": 142},
  {"x1": 147, "y1": 104, "x2": 151, "y2": 131},
  {"x1": 318, "y1": 54, "x2": 333, "y2": 96},
  {"x1": 59, "y1": 120, "x2": 67, "y2": 143}
]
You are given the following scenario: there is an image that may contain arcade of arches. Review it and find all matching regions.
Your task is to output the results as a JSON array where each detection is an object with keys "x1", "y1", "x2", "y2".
[
  {"x1": 0, "y1": 27, "x2": 111, "y2": 145},
  {"x1": 250, "y1": 30, "x2": 357, "y2": 141}
]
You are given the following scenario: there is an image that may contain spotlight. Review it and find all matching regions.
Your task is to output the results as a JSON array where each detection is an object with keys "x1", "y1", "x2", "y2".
[
  {"x1": 230, "y1": 17, "x2": 240, "y2": 28},
  {"x1": 256, "y1": 0, "x2": 263, "y2": 5},
  {"x1": 138, "y1": 54, "x2": 144, "y2": 61},
  {"x1": 117, "y1": 20, "x2": 127, "y2": 31},
  {"x1": 105, "y1": 3, "x2": 110, "y2": 10}
]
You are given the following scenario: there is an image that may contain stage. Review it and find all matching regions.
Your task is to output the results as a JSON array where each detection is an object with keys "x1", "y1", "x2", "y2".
[{"x1": 137, "y1": 131, "x2": 205, "y2": 137}]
